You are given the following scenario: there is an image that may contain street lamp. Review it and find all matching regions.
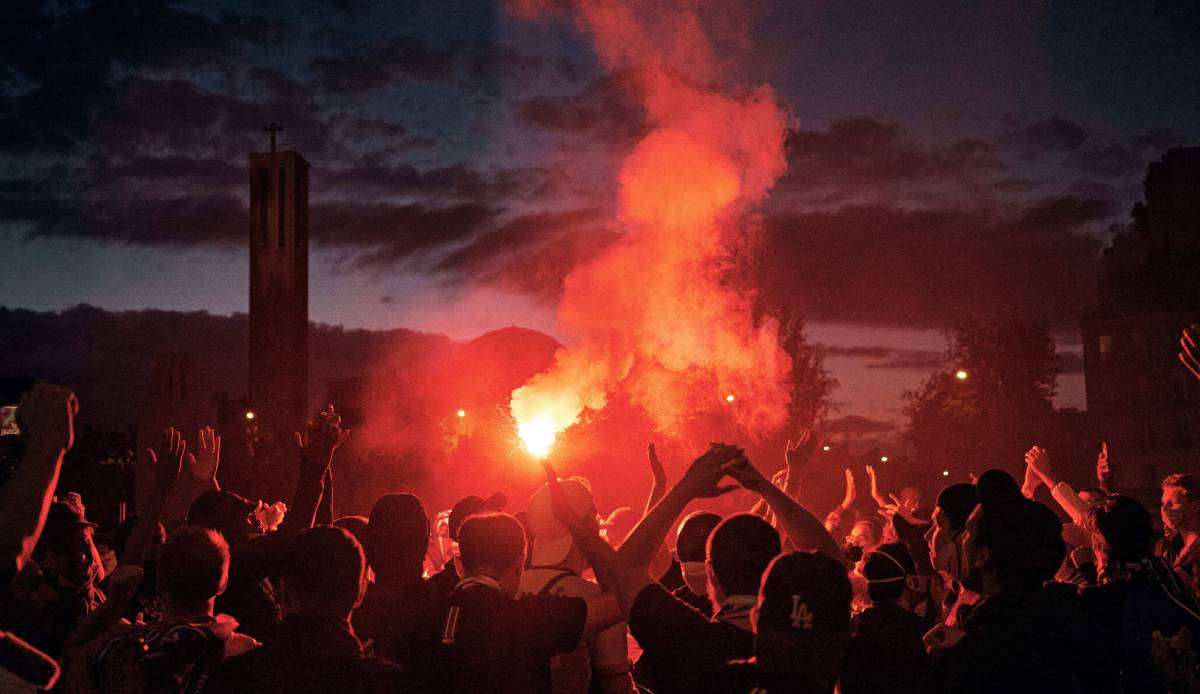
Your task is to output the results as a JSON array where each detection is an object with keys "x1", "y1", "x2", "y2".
[{"x1": 955, "y1": 369, "x2": 969, "y2": 381}]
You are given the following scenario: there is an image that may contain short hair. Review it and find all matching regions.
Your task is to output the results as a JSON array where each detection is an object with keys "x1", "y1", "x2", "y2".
[
  {"x1": 364, "y1": 494, "x2": 428, "y2": 575},
  {"x1": 1088, "y1": 495, "x2": 1154, "y2": 563},
  {"x1": 862, "y1": 542, "x2": 916, "y2": 604},
  {"x1": 975, "y1": 469, "x2": 1023, "y2": 508},
  {"x1": 333, "y1": 515, "x2": 369, "y2": 545},
  {"x1": 1163, "y1": 474, "x2": 1200, "y2": 498},
  {"x1": 707, "y1": 514, "x2": 781, "y2": 597},
  {"x1": 158, "y1": 527, "x2": 229, "y2": 609},
  {"x1": 936, "y1": 483, "x2": 979, "y2": 531},
  {"x1": 975, "y1": 499, "x2": 1065, "y2": 591},
  {"x1": 282, "y1": 526, "x2": 365, "y2": 613},
  {"x1": 457, "y1": 513, "x2": 526, "y2": 575},
  {"x1": 677, "y1": 511, "x2": 722, "y2": 563}
]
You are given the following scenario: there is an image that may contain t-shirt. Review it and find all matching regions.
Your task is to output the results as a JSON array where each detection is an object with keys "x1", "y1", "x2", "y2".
[
  {"x1": 518, "y1": 567, "x2": 631, "y2": 693},
  {"x1": 628, "y1": 584, "x2": 754, "y2": 693},
  {"x1": 404, "y1": 576, "x2": 588, "y2": 694}
]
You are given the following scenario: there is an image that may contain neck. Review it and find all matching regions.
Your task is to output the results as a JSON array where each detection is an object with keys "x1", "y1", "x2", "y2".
[{"x1": 162, "y1": 598, "x2": 215, "y2": 624}]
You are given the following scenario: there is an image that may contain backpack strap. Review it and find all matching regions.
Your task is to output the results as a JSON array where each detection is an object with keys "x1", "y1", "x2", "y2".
[{"x1": 538, "y1": 571, "x2": 575, "y2": 596}]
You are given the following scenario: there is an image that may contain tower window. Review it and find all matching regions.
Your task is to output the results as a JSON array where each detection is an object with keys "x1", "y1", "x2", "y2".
[
  {"x1": 278, "y1": 165, "x2": 286, "y2": 247},
  {"x1": 257, "y1": 167, "x2": 269, "y2": 245},
  {"x1": 1098, "y1": 335, "x2": 1113, "y2": 362}
]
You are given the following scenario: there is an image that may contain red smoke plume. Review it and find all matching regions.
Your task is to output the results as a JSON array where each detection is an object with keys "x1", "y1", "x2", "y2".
[{"x1": 509, "y1": 0, "x2": 793, "y2": 455}]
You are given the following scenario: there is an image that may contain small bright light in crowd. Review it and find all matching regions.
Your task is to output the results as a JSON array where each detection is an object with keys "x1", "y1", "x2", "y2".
[
  {"x1": 955, "y1": 369, "x2": 969, "y2": 380},
  {"x1": 518, "y1": 417, "x2": 556, "y2": 459},
  {"x1": 942, "y1": 470, "x2": 950, "y2": 476},
  {"x1": 456, "y1": 409, "x2": 466, "y2": 418},
  {"x1": 822, "y1": 445, "x2": 831, "y2": 452},
  {"x1": 244, "y1": 411, "x2": 255, "y2": 420},
  {"x1": 725, "y1": 393, "x2": 735, "y2": 403},
  {"x1": 880, "y1": 455, "x2": 888, "y2": 462}
]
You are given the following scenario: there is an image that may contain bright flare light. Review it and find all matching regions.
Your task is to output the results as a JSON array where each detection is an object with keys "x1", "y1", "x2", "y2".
[
  {"x1": 725, "y1": 394, "x2": 736, "y2": 403},
  {"x1": 955, "y1": 370, "x2": 969, "y2": 380},
  {"x1": 456, "y1": 409, "x2": 467, "y2": 418},
  {"x1": 518, "y1": 417, "x2": 557, "y2": 459}
]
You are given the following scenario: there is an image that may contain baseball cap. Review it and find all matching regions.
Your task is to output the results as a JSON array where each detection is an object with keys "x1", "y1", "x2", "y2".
[
  {"x1": 526, "y1": 479, "x2": 597, "y2": 567},
  {"x1": 757, "y1": 551, "x2": 851, "y2": 638},
  {"x1": 448, "y1": 492, "x2": 506, "y2": 542}
]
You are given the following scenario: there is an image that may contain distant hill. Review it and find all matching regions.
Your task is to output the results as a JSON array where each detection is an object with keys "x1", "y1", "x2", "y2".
[{"x1": 0, "y1": 304, "x2": 557, "y2": 432}]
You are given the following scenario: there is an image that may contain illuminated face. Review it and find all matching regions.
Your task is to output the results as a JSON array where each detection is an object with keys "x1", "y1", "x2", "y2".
[
  {"x1": 1162, "y1": 486, "x2": 1197, "y2": 531},
  {"x1": 46, "y1": 526, "x2": 100, "y2": 590},
  {"x1": 850, "y1": 521, "x2": 879, "y2": 552},
  {"x1": 927, "y1": 507, "x2": 961, "y2": 579}
]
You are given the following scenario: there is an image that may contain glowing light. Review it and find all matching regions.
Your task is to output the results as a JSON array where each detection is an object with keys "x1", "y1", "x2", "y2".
[
  {"x1": 518, "y1": 417, "x2": 557, "y2": 459},
  {"x1": 725, "y1": 393, "x2": 736, "y2": 403},
  {"x1": 955, "y1": 370, "x2": 969, "y2": 380},
  {"x1": 822, "y1": 445, "x2": 831, "y2": 452},
  {"x1": 456, "y1": 409, "x2": 466, "y2": 418},
  {"x1": 880, "y1": 456, "x2": 888, "y2": 462},
  {"x1": 244, "y1": 411, "x2": 255, "y2": 420},
  {"x1": 942, "y1": 470, "x2": 950, "y2": 476}
]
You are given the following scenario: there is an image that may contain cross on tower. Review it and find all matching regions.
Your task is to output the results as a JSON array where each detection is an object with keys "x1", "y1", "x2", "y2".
[{"x1": 263, "y1": 123, "x2": 283, "y2": 153}]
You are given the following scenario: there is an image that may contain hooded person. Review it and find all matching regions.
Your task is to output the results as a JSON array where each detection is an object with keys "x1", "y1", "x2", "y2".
[
  {"x1": 518, "y1": 478, "x2": 633, "y2": 693},
  {"x1": 925, "y1": 482, "x2": 980, "y2": 626}
]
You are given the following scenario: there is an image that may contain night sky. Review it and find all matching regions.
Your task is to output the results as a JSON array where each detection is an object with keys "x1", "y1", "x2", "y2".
[{"x1": 3, "y1": 1, "x2": 1199, "y2": 431}]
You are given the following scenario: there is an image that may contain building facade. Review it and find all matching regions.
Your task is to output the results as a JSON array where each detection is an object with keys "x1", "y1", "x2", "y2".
[{"x1": 1082, "y1": 147, "x2": 1200, "y2": 490}]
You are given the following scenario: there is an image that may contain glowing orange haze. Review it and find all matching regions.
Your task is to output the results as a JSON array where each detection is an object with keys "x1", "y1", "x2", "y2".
[{"x1": 511, "y1": 0, "x2": 794, "y2": 457}]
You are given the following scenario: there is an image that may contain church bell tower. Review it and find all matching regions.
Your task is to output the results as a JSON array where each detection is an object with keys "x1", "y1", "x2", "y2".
[{"x1": 248, "y1": 124, "x2": 309, "y2": 443}]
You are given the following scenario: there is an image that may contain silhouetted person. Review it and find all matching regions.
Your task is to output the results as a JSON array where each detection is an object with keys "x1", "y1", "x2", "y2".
[
  {"x1": 202, "y1": 526, "x2": 405, "y2": 694},
  {"x1": 840, "y1": 542, "x2": 931, "y2": 694},
  {"x1": 353, "y1": 493, "x2": 433, "y2": 663}
]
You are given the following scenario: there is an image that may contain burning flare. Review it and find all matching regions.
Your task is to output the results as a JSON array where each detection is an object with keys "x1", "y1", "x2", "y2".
[{"x1": 508, "y1": 0, "x2": 792, "y2": 448}]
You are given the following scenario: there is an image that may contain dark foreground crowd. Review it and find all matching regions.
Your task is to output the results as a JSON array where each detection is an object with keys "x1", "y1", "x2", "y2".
[{"x1": 1, "y1": 328, "x2": 1200, "y2": 693}]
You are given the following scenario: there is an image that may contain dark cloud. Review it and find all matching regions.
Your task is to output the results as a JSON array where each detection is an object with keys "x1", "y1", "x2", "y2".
[
  {"x1": 1002, "y1": 117, "x2": 1090, "y2": 156},
  {"x1": 319, "y1": 201, "x2": 499, "y2": 266},
  {"x1": 1064, "y1": 144, "x2": 1144, "y2": 179},
  {"x1": 514, "y1": 73, "x2": 644, "y2": 144},
  {"x1": 754, "y1": 195, "x2": 1109, "y2": 330},
  {"x1": 435, "y1": 207, "x2": 619, "y2": 301},
  {"x1": 308, "y1": 35, "x2": 454, "y2": 94},
  {"x1": 820, "y1": 345, "x2": 946, "y2": 370},
  {"x1": 780, "y1": 118, "x2": 1003, "y2": 194},
  {"x1": 823, "y1": 415, "x2": 899, "y2": 435}
]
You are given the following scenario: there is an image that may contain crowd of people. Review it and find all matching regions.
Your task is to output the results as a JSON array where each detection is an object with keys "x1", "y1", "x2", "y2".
[{"x1": 0, "y1": 327, "x2": 1199, "y2": 692}]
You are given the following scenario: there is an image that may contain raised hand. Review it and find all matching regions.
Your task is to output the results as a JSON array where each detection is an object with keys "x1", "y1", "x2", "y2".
[
  {"x1": 1097, "y1": 441, "x2": 1113, "y2": 489},
  {"x1": 679, "y1": 444, "x2": 743, "y2": 499},
  {"x1": 1024, "y1": 445, "x2": 1057, "y2": 488},
  {"x1": 840, "y1": 468, "x2": 857, "y2": 509},
  {"x1": 1181, "y1": 325, "x2": 1200, "y2": 382},
  {"x1": 1021, "y1": 457, "x2": 1042, "y2": 499},
  {"x1": 187, "y1": 426, "x2": 221, "y2": 488},
  {"x1": 866, "y1": 464, "x2": 880, "y2": 498},
  {"x1": 647, "y1": 443, "x2": 666, "y2": 483},
  {"x1": 721, "y1": 455, "x2": 770, "y2": 493},
  {"x1": 145, "y1": 428, "x2": 187, "y2": 499},
  {"x1": 16, "y1": 382, "x2": 78, "y2": 453},
  {"x1": 295, "y1": 404, "x2": 350, "y2": 477},
  {"x1": 785, "y1": 430, "x2": 819, "y2": 471},
  {"x1": 542, "y1": 461, "x2": 588, "y2": 529}
]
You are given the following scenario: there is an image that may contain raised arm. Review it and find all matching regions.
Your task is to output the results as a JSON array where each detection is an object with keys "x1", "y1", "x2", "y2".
[
  {"x1": 783, "y1": 430, "x2": 818, "y2": 500},
  {"x1": 121, "y1": 428, "x2": 185, "y2": 567},
  {"x1": 0, "y1": 384, "x2": 77, "y2": 582},
  {"x1": 617, "y1": 444, "x2": 741, "y2": 573},
  {"x1": 280, "y1": 406, "x2": 349, "y2": 537},
  {"x1": 866, "y1": 464, "x2": 889, "y2": 509},
  {"x1": 722, "y1": 456, "x2": 843, "y2": 561},
  {"x1": 1180, "y1": 324, "x2": 1200, "y2": 382},
  {"x1": 1097, "y1": 442, "x2": 1115, "y2": 494},
  {"x1": 1026, "y1": 445, "x2": 1089, "y2": 525}
]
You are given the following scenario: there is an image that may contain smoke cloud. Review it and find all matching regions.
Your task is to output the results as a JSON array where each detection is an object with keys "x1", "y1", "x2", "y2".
[{"x1": 509, "y1": 0, "x2": 794, "y2": 448}]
